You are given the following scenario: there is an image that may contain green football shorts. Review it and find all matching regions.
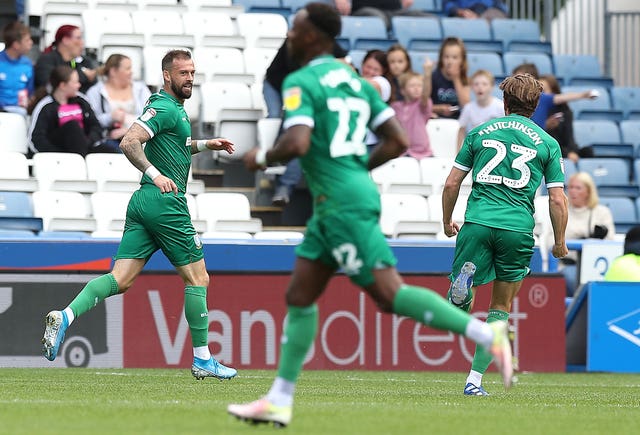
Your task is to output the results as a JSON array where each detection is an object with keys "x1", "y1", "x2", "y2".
[
  {"x1": 296, "y1": 209, "x2": 397, "y2": 287},
  {"x1": 449, "y1": 222, "x2": 534, "y2": 285},
  {"x1": 115, "y1": 186, "x2": 203, "y2": 267}
]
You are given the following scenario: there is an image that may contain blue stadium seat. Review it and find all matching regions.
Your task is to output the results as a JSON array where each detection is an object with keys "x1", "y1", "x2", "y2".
[
  {"x1": 409, "y1": 50, "x2": 438, "y2": 74},
  {"x1": 577, "y1": 158, "x2": 630, "y2": 186},
  {"x1": 599, "y1": 196, "x2": 638, "y2": 232},
  {"x1": 353, "y1": 38, "x2": 398, "y2": 51},
  {"x1": 408, "y1": 39, "x2": 444, "y2": 52},
  {"x1": 0, "y1": 191, "x2": 43, "y2": 232},
  {"x1": 564, "y1": 158, "x2": 578, "y2": 182},
  {"x1": 567, "y1": 77, "x2": 615, "y2": 90},
  {"x1": 563, "y1": 86, "x2": 623, "y2": 122},
  {"x1": 340, "y1": 16, "x2": 388, "y2": 48},
  {"x1": 572, "y1": 119, "x2": 620, "y2": 146},
  {"x1": 409, "y1": 0, "x2": 438, "y2": 12},
  {"x1": 440, "y1": 18, "x2": 502, "y2": 52},
  {"x1": 467, "y1": 52, "x2": 504, "y2": 78},
  {"x1": 503, "y1": 51, "x2": 553, "y2": 75},
  {"x1": 391, "y1": 16, "x2": 441, "y2": 48},
  {"x1": 441, "y1": 17, "x2": 491, "y2": 41},
  {"x1": 491, "y1": 18, "x2": 541, "y2": 52},
  {"x1": 572, "y1": 120, "x2": 632, "y2": 160},
  {"x1": 553, "y1": 54, "x2": 602, "y2": 82},
  {"x1": 348, "y1": 49, "x2": 366, "y2": 71},
  {"x1": 621, "y1": 121, "x2": 640, "y2": 154},
  {"x1": 611, "y1": 87, "x2": 640, "y2": 118},
  {"x1": 634, "y1": 159, "x2": 640, "y2": 185},
  {"x1": 506, "y1": 40, "x2": 552, "y2": 55}
]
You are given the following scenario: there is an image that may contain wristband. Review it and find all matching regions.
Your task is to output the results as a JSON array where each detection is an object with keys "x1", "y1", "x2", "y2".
[
  {"x1": 196, "y1": 140, "x2": 208, "y2": 152},
  {"x1": 255, "y1": 148, "x2": 268, "y2": 167},
  {"x1": 144, "y1": 165, "x2": 161, "y2": 180}
]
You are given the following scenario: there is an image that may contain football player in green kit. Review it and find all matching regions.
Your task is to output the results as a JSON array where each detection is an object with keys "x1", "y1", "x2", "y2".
[
  {"x1": 41, "y1": 49, "x2": 238, "y2": 381},
  {"x1": 227, "y1": 3, "x2": 513, "y2": 428},
  {"x1": 443, "y1": 73, "x2": 569, "y2": 396}
]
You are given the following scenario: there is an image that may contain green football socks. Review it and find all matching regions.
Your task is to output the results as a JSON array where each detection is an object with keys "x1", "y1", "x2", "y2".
[
  {"x1": 184, "y1": 285, "x2": 209, "y2": 347},
  {"x1": 68, "y1": 273, "x2": 119, "y2": 318},
  {"x1": 471, "y1": 309, "x2": 510, "y2": 373},
  {"x1": 277, "y1": 304, "x2": 319, "y2": 382},
  {"x1": 392, "y1": 285, "x2": 471, "y2": 335}
]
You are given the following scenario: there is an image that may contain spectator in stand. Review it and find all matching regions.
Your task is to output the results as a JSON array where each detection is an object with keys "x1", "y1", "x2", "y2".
[
  {"x1": 265, "y1": 38, "x2": 348, "y2": 206},
  {"x1": 605, "y1": 225, "x2": 640, "y2": 282},
  {"x1": 556, "y1": 172, "x2": 615, "y2": 296},
  {"x1": 511, "y1": 63, "x2": 598, "y2": 129},
  {"x1": 539, "y1": 74, "x2": 593, "y2": 163},
  {"x1": 28, "y1": 65, "x2": 115, "y2": 156},
  {"x1": 360, "y1": 49, "x2": 394, "y2": 153},
  {"x1": 391, "y1": 60, "x2": 433, "y2": 159},
  {"x1": 86, "y1": 54, "x2": 151, "y2": 148},
  {"x1": 431, "y1": 37, "x2": 470, "y2": 119},
  {"x1": 0, "y1": 21, "x2": 33, "y2": 115},
  {"x1": 386, "y1": 43, "x2": 413, "y2": 102},
  {"x1": 444, "y1": 0, "x2": 509, "y2": 20},
  {"x1": 334, "y1": 0, "x2": 432, "y2": 30},
  {"x1": 456, "y1": 69, "x2": 504, "y2": 149},
  {"x1": 34, "y1": 25, "x2": 97, "y2": 94}
]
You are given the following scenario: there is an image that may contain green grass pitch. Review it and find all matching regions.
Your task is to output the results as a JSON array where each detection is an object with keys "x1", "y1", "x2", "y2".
[{"x1": 0, "y1": 369, "x2": 638, "y2": 434}]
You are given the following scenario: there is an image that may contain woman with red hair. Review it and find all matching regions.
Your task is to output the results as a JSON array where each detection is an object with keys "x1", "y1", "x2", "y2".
[{"x1": 34, "y1": 24, "x2": 97, "y2": 93}]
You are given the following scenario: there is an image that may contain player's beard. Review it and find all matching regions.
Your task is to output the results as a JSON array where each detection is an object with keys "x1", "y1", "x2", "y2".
[{"x1": 171, "y1": 81, "x2": 192, "y2": 100}]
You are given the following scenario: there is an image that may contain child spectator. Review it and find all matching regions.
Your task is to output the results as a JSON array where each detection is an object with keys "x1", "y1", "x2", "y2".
[
  {"x1": 0, "y1": 21, "x2": 33, "y2": 116},
  {"x1": 431, "y1": 37, "x2": 470, "y2": 119},
  {"x1": 386, "y1": 43, "x2": 412, "y2": 102},
  {"x1": 28, "y1": 65, "x2": 114, "y2": 156},
  {"x1": 456, "y1": 69, "x2": 504, "y2": 149},
  {"x1": 391, "y1": 63, "x2": 433, "y2": 159}
]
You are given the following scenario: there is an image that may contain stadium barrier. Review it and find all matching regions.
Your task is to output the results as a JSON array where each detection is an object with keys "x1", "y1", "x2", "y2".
[{"x1": 0, "y1": 240, "x2": 566, "y2": 371}]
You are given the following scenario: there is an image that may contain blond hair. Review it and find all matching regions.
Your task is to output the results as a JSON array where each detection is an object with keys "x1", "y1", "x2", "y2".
[
  {"x1": 471, "y1": 69, "x2": 495, "y2": 85},
  {"x1": 499, "y1": 73, "x2": 542, "y2": 117},
  {"x1": 569, "y1": 172, "x2": 600, "y2": 209},
  {"x1": 397, "y1": 71, "x2": 422, "y2": 89}
]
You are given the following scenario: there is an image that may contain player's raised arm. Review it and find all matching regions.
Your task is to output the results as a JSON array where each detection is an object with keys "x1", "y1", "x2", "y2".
[{"x1": 367, "y1": 117, "x2": 409, "y2": 170}]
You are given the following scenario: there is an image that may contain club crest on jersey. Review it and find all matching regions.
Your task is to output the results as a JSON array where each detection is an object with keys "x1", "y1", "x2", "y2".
[
  {"x1": 284, "y1": 87, "x2": 301, "y2": 111},
  {"x1": 140, "y1": 108, "x2": 156, "y2": 122}
]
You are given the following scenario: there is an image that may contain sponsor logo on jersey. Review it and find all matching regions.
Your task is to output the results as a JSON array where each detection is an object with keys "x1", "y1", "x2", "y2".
[
  {"x1": 284, "y1": 87, "x2": 302, "y2": 111},
  {"x1": 140, "y1": 108, "x2": 157, "y2": 122},
  {"x1": 186, "y1": 137, "x2": 192, "y2": 147},
  {"x1": 194, "y1": 234, "x2": 202, "y2": 249}
]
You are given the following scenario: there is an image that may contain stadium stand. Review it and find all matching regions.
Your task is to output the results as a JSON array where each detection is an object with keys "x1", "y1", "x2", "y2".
[
  {"x1": 0, "y1": 112, "x2": 29, "y2": 154},
  {"x1": 195, "y1": 192, "x2": 263, "y2": 233},
  {"x1": 379, "y1": 193, "x2": 438, "y2": 239},
  {"x1": 370, "y1": 156, "x2": 430, "y2": 196}
]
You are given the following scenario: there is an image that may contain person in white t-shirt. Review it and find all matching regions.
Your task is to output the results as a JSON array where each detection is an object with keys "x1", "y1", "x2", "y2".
[{"x1": 456, "y1": 69, "x2": 504, "y2": 150}]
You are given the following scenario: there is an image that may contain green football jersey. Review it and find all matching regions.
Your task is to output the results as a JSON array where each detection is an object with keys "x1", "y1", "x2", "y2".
[
  {"x1": 455, "y1": 114, "x2": 564, "y2": 232},
  {"x1": 135, "y1": 90, "x2": 192, "y2": 193},
  {"x1": 281, "y1": 55, "x2": 394, "y2": 216}
]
